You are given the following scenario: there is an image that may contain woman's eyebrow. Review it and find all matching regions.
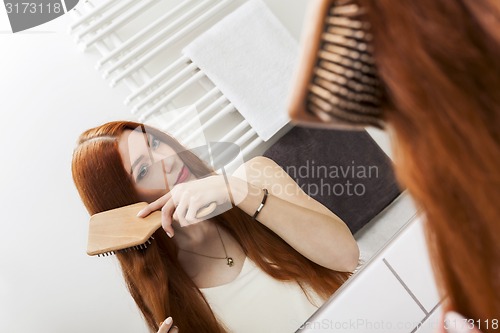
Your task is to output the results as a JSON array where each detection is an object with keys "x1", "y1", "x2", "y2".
[{"x1": 130, "y1": 155, "x2": 145, "y2": 175}]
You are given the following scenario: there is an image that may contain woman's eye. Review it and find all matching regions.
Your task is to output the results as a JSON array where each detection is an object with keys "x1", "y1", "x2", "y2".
[
  {"x1": 137, "y1": 164, "x2": 149, "y2": 182},
  {"x1": 151, "y1": 136, "x2": 160, "y2": 150}
]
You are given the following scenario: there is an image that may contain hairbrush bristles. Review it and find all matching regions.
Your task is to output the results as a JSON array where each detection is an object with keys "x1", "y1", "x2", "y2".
[
  {"x1": 96, "y1": 236, "x2": 156, "y2": 257},
  {"x1": 289, "y1": 0, "x2": 385, "y2": 129}
]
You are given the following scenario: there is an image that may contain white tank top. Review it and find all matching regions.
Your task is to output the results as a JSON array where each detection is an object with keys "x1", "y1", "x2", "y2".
[{"x1": 200, "y1": 257, "x2": 325, "y2": 333}]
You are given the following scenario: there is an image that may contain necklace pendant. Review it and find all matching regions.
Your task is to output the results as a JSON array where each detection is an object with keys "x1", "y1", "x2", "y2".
[{"x1": 226, "y1": 257, "x2": 234, "y2": 267}]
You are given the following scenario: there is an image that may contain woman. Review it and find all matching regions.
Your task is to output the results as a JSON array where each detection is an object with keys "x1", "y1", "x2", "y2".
[{"x1": 72, "y1": 121, "x2": 359, "y2": 333}]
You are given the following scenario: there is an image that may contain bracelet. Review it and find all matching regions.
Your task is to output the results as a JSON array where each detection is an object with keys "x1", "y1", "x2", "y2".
[{"x1": 252, "y1": 188, "x2": 268, "y2": 220}]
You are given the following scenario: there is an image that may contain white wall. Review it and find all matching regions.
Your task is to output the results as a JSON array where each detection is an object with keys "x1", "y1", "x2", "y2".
[
  {"x1": 0, "y1": 8, "x2": 151, "y2": 333},
  {"x1": 0, "y1": 1, "x2": 311, "y2": 332}
]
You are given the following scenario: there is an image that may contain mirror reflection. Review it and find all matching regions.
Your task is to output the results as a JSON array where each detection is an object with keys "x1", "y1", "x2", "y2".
[{"x1": 72, "y1": 121, "x2": 365, "y2": 333}]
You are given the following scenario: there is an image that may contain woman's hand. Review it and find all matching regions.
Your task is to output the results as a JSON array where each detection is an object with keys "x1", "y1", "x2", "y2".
[
  {"x1": 137, "y1": 175, "x2": 234, "y2": 236},
  {"x1": 157, "y1": 317, "x2": 178, "y2": 333}
]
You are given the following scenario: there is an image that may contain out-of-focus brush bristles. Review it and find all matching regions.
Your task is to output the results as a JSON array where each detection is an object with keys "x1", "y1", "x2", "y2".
[{"x1": 289, "y1": 0, "x2": 385, "y2": 129}]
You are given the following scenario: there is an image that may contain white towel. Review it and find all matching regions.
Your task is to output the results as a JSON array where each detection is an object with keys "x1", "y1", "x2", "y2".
[{"x1": 182, "y1": 0, "x2": 298, "y2": 141}]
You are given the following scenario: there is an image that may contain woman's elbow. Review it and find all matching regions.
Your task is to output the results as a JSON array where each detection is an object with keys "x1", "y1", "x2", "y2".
[
  {"x1": 335, "y1": 240, "x2": 360, "y2": 272},
  {"x1": 346, "y1": 241, "x2": 360, "y2": 272}
]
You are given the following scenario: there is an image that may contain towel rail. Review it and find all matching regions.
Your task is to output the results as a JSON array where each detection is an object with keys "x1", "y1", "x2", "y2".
[
  {"x1": 162, "y1": 87, "x2": 221, "y2": 132},
  {"x1": 183, "y1": 103, "x2": 235, "y2": 145},
  {"x1": 68, "y1": 0, "x2": 119, "y2": 32},
  {"x1": 109, "y1": 0, "x2": 231, "y2": 86},
  {"x1": 131, "y1": 62, "x2": 198, "y2": 113},
  {"x1": 139, "y1": 70, "x2": 206, "y2": 121},
  {"x1": 72, "y1": 1, "x2": 143, "y2": 93},
  {"x1": 219, "y1": 120, "x2": 250, "y2": 143},
  {"x1": 75, "y1": 0, "x2": 137, "y2": 41},
  {"x1": 125, "y1": 55, "x2": 190, "y2": 105},
  {"x1": 96, "y1": 0, "x2": 195, "y2": 69},
  {"x1": 104, "y1": 0, "x2": 212, "y2": 80},
  {"x1": 172, "y1": 95, "x2": 228, "y2": 137},
  {"x1": 236, "y1": 128, "x2": 257, "y2": 146},
  {"x1": 82, "y1": 0, "x2": 160, "y2": 50},
  {"x1": 241, "y1": 136, "x2": 264, "y2": 158},
  {"x1": 215, "y1": 129, "x2": 260, "y2": 172},
  {"x1": 70, "y1": 0, "x2": 284, "y2": 166}
]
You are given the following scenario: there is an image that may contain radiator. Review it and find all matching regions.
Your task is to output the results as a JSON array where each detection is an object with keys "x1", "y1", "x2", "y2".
[{"x1": 68, "y1": 0, "x2": 292, "y2": 171}]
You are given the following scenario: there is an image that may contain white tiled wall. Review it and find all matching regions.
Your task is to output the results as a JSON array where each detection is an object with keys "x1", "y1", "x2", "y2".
[
  {"x1": 298, "y1": 216, "x2": 444, "y2": 333},
  {"x1": 384, "y1": 220, "x2": 441, "y2": 314},
  {"x1": 413, "y1": 306, "x2": 443, "y2": 333}
]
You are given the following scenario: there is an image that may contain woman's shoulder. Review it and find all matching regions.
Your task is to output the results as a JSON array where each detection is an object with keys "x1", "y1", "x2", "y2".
[
  {"x1": 241, "y1": 156, "x2": 279, "y2": 169},
  {"x1": 232, "y1": 156, "x2": 284, "y2": 184}
]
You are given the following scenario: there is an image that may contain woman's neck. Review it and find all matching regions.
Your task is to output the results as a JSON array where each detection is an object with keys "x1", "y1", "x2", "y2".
[{"x1": 171, "y1": 218, "x2": 218, "y2": 249}]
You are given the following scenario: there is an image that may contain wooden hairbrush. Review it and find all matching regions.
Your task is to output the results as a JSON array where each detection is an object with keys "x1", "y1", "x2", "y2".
[
  {"x1": 87, "y1": 201, "x2": 217, "y2": 257},
  {"x1": 288, "y1": 0, "x2": 384, "y2": 129}
]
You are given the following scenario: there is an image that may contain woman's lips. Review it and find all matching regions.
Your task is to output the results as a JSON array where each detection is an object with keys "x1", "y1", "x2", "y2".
[{"x1": 174, "y1": 165, "x2": 190, "y2": 185}]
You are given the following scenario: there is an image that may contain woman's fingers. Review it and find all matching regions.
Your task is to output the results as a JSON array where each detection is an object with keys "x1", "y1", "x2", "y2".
[
  {"x1": 184, "y1": 205, "x2": 198, "y2": 224},
  {"x1": 135, "y1": 192, "x2": 177, "y2": 238},
  {"x1": 185, "y1": 197, "x2": 202, "y2": 225},
  {"x1": 161, "y1": 198, "x2": 176, "y2": 238},
  {"x1": 137, "y1": 192, "x2": 172, "y2": 217},
  {"x1": 157, "y1": 317, "x2": 175, "y2": 333},
  {"x1": 174, "y1": 192, "x2": 190, "y2": 227}
]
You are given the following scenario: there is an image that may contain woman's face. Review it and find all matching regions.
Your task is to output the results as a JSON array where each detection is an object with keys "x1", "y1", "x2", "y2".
[{"x1": 118, "y1": 129, "x2": 195, "y2": 202}]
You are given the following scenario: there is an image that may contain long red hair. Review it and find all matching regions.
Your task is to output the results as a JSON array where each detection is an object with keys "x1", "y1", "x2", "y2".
[
  {"x1": 72, "y1": 121, "x2": 351, "y2": 332},
  {"x1": 362, "y1": 0, "x2": 500, "y2": 326}
]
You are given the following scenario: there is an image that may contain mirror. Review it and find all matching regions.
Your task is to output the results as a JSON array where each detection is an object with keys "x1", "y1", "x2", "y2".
[
  {"x1": 96, "y1": 116, "x2": 414, "y2": 332},
  {"x1": 0, "y1": 0, "x2": 418, "y2": 332}
]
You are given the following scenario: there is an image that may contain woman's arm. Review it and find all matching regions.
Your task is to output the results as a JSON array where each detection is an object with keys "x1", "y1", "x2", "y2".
[
  {"x1": 230, "y1": 156, "x2": 359, "y2": 272},
  {"x1": 137, "y1": 156, "x2": 359, "y2": 272}
]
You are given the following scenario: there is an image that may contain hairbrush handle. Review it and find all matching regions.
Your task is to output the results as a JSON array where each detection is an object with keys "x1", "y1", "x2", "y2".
[
  {"x1": 87, "y1": 202, "x2": 162, "y2": 256},
  {"x1": 88, "y1": 202, "x2": 218, "y2": 257},
  {"x1": 195, "y1": 202, "x2": 217, "y2": 219}
]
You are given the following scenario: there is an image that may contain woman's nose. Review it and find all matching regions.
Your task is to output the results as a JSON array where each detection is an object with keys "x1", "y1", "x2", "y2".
[{"x1": 153, "y1": 153, "x2": 175, "y2": 174}]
